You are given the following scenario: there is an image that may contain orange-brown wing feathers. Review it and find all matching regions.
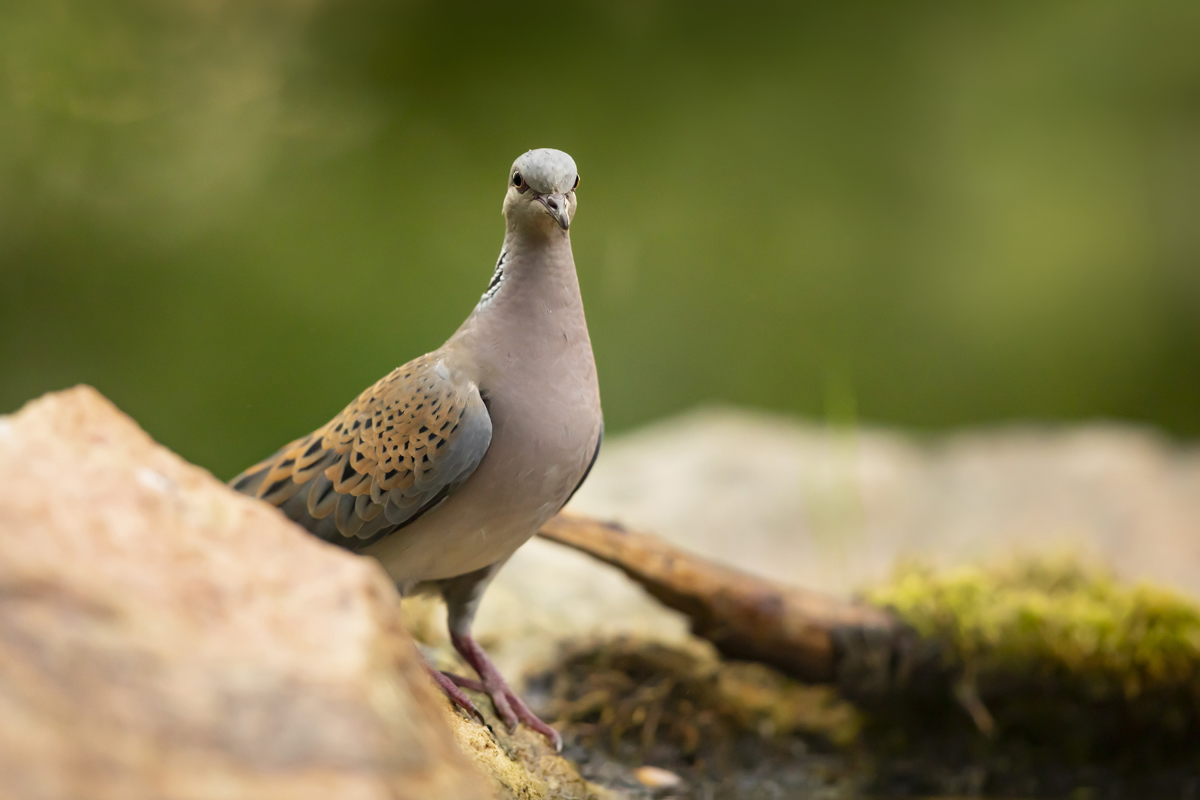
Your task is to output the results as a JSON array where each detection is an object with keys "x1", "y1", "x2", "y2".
[{"x1": 230, "y1": 354, "x2": 492, "y2": 547}]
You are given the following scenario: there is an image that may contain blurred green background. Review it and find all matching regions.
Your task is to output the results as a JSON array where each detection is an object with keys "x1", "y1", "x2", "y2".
[{"x1": 2, "y1": 0, "x2": 1198, "y2": 479}]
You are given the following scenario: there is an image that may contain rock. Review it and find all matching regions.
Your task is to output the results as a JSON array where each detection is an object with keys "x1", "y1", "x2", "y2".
[
  {"x1": 632, "y1": 766, "x2": 683, "y2": 789},
  {"x1": 441, "y1": 700, "x2": 616, "y2": 800},
  {"x1": 563, "y1": 408, "x2": 1200, "y2": 600},
  {"x1": 0, "y1": 386, "x2": 491, "y2": 800}
]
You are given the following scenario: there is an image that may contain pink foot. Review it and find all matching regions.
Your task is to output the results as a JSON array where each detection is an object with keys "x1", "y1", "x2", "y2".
[
  {"x1": 422, "y1": 659, "x2": 486, "y2": 726},
  {"x1": 451, "y1": 632, "x2": 563, "y2": 752}
]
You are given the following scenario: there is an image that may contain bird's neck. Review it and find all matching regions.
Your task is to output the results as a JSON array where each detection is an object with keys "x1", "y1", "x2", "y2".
[
  {"x1": 454, "y1": 229, "x2": 591, "y2": 378},
  {"x1": 484, "y1": 228, "x2": 580, "y2": 314}
]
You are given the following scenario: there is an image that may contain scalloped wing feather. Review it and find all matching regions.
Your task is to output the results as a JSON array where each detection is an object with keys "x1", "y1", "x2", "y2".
[{"x1": 230, "y1": 354, "x2": 491, "y2": 548}]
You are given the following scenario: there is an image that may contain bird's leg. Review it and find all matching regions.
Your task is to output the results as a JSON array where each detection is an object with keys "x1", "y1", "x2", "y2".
[
  {"x1": 438, "y1": 562, "x2": 563, "y2": 751},
  {"x1": 450, "y1": 630, "x2": 563, "y2": 752}
]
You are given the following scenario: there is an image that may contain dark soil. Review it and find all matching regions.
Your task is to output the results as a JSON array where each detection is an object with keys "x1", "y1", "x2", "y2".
[{"x1": 524, "y1": 638, "x2": 1200, "y2": 800}]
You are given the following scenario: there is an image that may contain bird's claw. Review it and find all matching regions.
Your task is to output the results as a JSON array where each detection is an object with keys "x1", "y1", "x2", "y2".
[
  {"x1": 443, "y1": 668, "x2": 563, "y2": 751},
  {"x1": 450, "y1": 633, "x2": 564, "y2": 752},
  {"x1": 423, "y1": 663, "x2": 486, "y2": 726}
]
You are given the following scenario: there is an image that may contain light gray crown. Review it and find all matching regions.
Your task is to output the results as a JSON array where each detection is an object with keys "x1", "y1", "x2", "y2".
[{"x1": 511, "y1": 149, "x2": 578, "y2": 194}]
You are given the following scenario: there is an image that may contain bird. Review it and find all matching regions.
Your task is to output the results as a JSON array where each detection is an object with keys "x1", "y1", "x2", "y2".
[{"x1": 229, "y1": 149, "x2": 601, "y2": 751}]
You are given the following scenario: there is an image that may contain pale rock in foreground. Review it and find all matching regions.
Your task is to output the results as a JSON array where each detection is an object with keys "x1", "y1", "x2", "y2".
[{"x1": 0, "y1": 386, "x2": 490, "y2": 800}]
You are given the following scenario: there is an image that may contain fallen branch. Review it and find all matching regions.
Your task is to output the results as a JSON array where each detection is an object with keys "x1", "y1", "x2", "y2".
[{"x1": 538, "y1": 512, "x2": 932, "y2": 699}]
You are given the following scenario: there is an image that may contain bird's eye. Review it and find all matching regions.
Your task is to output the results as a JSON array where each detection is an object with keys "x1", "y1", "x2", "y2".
[
  {"x1": 512, "y1": 172, "x2": 523, "y2": 188},
  {"x1": 572, "y1": 175, "x2": 580, "y2": 191}
]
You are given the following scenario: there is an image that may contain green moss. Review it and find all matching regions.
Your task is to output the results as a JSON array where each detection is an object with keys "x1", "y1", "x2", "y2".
[
  {"x1": 863, "y1": 557, "x2": 1200, "y2": 765},
  {"x1": 866, "y1": 558, "x2": 1200, "y2": 702}
]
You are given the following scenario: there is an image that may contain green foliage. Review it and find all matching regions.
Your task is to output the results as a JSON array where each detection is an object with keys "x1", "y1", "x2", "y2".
[{"x1": 3, "y1": 0, "x2": 1200, "y2": 479}]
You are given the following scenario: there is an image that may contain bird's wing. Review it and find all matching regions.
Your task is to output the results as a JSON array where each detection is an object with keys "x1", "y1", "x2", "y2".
[{"x1": 230, "y1": 353, "x2": 492, "y2": 548}]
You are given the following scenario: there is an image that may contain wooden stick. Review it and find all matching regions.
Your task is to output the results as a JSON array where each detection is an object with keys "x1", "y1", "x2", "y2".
[{"x1": 538, "y1": 512, "x2": 918, "y2": 693}]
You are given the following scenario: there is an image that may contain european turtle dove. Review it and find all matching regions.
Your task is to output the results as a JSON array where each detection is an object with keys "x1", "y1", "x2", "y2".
[{"x1": 231, "y1": 149, "x2": 602, "y2": 750}]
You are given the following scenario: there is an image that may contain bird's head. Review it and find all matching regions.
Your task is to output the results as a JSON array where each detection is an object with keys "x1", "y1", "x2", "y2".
[{"x1": 503, "y1": 148, "x2": 579, "y2": 235}]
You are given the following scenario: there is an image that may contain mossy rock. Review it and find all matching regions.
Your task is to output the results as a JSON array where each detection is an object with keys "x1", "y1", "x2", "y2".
[{"x1": 864, "y1": 557, "x2": 1200, "y2": 764}]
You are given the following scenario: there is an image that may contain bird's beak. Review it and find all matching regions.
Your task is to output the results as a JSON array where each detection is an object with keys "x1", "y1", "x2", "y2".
[{"x1": 537, "y1": 193, "x2": 570, "y2": 231}]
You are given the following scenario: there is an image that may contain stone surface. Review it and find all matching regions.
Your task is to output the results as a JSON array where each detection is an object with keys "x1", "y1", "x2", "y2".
[
  {"x1": 565, "y1": 408, "x2": 1200, "y2": 600},
  {"x1": 470, "y1": 408, "x2": 1200, "y2": 686},
  {"x1": 0, "y1": 386, "x2": 490, "y2": 800},
  {"x1": 440, "y1": 698, "x2": 616, "y2": 800}
]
